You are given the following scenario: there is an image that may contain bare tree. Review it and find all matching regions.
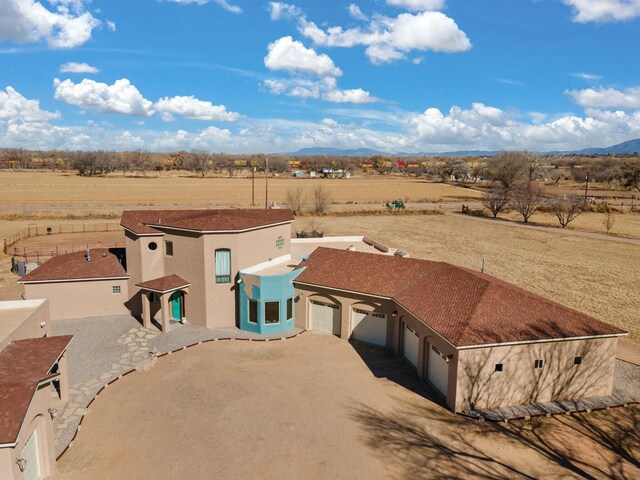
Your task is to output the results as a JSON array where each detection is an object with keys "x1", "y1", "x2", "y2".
[
  {"x1": 486, "y1": 151, "x2": 531, "y2": 191},
  {"x1": 510, "y1": 182, "x2": 545, "y2": 223},
  {"x1": 311, "y1": 185, "x2": 331, "y2": 214},
  {"x1": 550, "y1": 195, "x2": 584, "y2": 228},
  {"x1": 185, "y1": 152, "x2": 211, "y2": 178},
  {"x1": 602, "y1": 210, "x2": 616, "y2": 235},
  {"x1": 481, "y1": 187, "x2": 510, "y2": 218},
  {"x1": 620, "y1": 159, "x2": 640, "y2": 192},
  {"x1": 286, "y1": 187, "x2": 306, "y2": 214}
]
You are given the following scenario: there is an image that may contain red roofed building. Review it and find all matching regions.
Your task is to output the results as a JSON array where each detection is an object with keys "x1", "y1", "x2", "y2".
[{"x1": 293, "y1": 248, "x2": 626, "y2": 411}]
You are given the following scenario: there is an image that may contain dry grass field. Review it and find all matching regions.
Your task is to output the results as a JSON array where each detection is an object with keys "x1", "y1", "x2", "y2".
[
  {"x1": 0, "y1": 171, "x2": 481, "y2": 209},
  {"x1": 296, "y1": 214, "x2": 640, "y2": 338}
]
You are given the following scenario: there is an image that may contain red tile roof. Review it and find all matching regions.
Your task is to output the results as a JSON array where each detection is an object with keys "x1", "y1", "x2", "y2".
[
  {"x1": 19, "y1": 249, "x2": 128, "y2": 283},
  {"x1": 121, "y1": 209, "x2": 294, "y2": 235},
  {"x1": 295, "y1": 248, "x2": 626, "y2": 347},
  {"x1": 136, "y1": 274, "x2": 190, "y2": 293},
  {"x1": 0, "y1": 335, "x2": 72, "y2": 444}
]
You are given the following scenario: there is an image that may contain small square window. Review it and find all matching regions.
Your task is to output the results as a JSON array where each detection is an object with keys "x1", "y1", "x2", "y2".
[
  {"x1": 249, "y1": 300, "x2": 258, "y2": 324},
  {"x1": 494, "y1": 363, "x2": 503, "y2": 373},
  {"x1": 165, "y1": 240, "x2": 174, "y2": 257},
  {"x1": 574, "y1": 356, "x2": 582, "y2": 366},
  {"x1": 276, "y1": 236, "x2": 285, "y2": 250},
  {"x1": 534, "y1": 359, "x2": 544, "y2": 369},
  {"x1": 112, "y1": 285, "x2": 121, "y2": 294}
]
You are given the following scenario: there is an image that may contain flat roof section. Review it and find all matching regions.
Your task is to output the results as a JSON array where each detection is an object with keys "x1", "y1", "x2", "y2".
[{"x1": 0, "y1": 299, "x2": 47, "y2": 348}]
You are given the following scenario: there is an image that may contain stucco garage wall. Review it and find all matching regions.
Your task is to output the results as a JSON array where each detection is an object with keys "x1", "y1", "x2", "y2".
[
  {"x1": 24, "y1": 279, "x2": 129, "y2": 320},
  {"x1": 455, "y1": 336, "x2": 618, "y2": 412},
  {"x1": 0, "y1": 384, "x2": 56, "y2": 480}
]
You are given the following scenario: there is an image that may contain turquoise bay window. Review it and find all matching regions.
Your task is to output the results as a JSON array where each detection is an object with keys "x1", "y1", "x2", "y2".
[{"x1": 215, "y1": 249, "x2": 231, "y2": 283}]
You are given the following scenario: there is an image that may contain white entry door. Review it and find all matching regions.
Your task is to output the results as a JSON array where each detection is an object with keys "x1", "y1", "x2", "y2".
[
  {"x1": 351, "y1": 309, "x2": 387, "y2": 347},
  {"x1": 310, "y1": 300, "x2": 341, "y2": 336},
  {"x1": 22, "y1": 430, "x2": 41, "y2": 480},
  {"x1": 427, "y1": 344, "x2": 449, "y2": 397},
  {"x1": 402, "y1": 323, "x2": 420, "y2": 368}
]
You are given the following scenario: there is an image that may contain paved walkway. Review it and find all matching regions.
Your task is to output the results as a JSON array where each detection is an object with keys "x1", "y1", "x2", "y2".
[{"x1": 51, "y1": 315, "x2": 302, "y2": 457}]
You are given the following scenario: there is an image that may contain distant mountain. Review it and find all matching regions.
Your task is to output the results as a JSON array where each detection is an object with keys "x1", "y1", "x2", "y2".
[
  {"x1": 286, "y1": 147, "x2": 389, "y2": 156},
  {"x1": 569, "y1": 138, "x2": 640, "y2": 155},
  {"x1": 286, "y1": 138, "x2": 639, "y2": 157}
]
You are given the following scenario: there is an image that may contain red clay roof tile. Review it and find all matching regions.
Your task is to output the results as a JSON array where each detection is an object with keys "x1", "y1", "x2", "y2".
[
  {"x1": 19, "y1": 249, "x2": 128, "y2": 283},
  {"x1": 0, "y1": 335, "x2": 72, "y2": 444},
  {"x1": 295, "y1": 248, "x2": 625, "y2": 346},
  {"x1": 136, "y1": 274, "x2": 190, "y2": 293},
  {"x1": 121, "y1": 209, "x2": 294, "y2": 235}
]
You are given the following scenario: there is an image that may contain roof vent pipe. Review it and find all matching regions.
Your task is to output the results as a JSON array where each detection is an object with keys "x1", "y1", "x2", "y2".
[
  {"x1": 157, "y1": 217, "x2": 162, "y2": 224},
  {"x1": 86, "y1": 249, "x2": 91, "y2": 262}
]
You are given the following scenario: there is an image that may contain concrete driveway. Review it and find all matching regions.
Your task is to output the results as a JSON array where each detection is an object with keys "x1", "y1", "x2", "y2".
[{"x1": 51, "y1": 333, "x2": 640, "y2": 480}]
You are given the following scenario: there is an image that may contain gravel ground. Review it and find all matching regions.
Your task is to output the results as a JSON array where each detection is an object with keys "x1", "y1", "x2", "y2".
[{"x1": 613, "y1": 359, "x2": 640, "y2": 402}]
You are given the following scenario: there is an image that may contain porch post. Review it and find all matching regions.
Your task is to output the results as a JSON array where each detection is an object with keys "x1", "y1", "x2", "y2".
[
  {"x1": 160, "y1": 293, "x2": 170, "y2": 333},
  {"x1": 141, "y1": 291, "x2": 151, "y2": 329}
]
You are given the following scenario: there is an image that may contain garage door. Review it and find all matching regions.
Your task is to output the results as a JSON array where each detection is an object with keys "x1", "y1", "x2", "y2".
[
  {"x1": 402, "y1": 323, "x2": 420, "y2": 368},
  {"x1": 427, "y1": 344, "x2": 449, "y2": 397},
  {"x1": 351, "y1": 309, "x2": 387, "y2": 347},
  {"x1": 22, "y1": 430, "x2": 41, "y2": 480},
  {"x1": 310, "y1": 300, "x2": 341, "y2": 336}
]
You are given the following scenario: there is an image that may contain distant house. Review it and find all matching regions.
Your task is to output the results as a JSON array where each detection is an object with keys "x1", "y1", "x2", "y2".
[{"x1": 19, "y1": 208, "x2": 627, "y2": 413}]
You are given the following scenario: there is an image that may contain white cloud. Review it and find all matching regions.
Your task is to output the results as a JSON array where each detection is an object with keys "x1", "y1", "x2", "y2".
[
  {"x1": 566, "y1": 86, "x2": 640, "y2": 109},
  {"x1": 268, "y1": 2, "x2": 302, "y2": 20},
  {"x1": 53, "y1": 78, "x2": 155, "y2": 116},
  {"x1": 347, "y1": 4, "x2": 368, "y2": 21},
  {"x1": 163, "y1": 0, "x2": 242, "y2": 13},
  {"x1": 264, "y1": 36, "x2": 342, "y2": 77},
  {"x1": 563, "y1": 0, "x2": 640, "y2": 22},
  {"x1": 0, "y1": 0, "x2": 101, "y2": 48},
  {"x1": 0, "y1": 86, "x2": 60, "y2": 122},
  {"x1": 59, "y1": 62, "x2": 100, "y2": 74},
  {"x1": 155, "y1": 95, "x2": 240, "y2": 121},
  {"x1": 263, "y1": 77, "x2": 379, "y2": 104},
  {"x1": 386, "y1": 0, "x2": 446, "y2": 11},
  {"x1": 299, "y1": 10, "x2": 471, "y2": 64},
  {"x1": 572, "y1": 72, "x2": 602, "y2": 81},
  {"x1": 106, "y1": 20, "x2": 116, "y2": 31}
]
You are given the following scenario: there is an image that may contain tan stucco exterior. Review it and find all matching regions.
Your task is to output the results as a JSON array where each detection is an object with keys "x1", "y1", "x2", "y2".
[
  {"x1": 127, "y1": 223, "x2": 291, "y2": 329},
  {"x1": 24, "y1": 279, "x2": 129, "y2": 321},
  {"x1": 0, "y1": 299, "x2": 51, "y2": 350},
  {"x1": 294, "y1": 283, "x2": 619, "y2": 413}
]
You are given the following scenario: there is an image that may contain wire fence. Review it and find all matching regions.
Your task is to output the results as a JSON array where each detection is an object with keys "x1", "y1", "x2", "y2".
[{"x1": 3, "y1": 222, "x2": 123, "y2": 258}]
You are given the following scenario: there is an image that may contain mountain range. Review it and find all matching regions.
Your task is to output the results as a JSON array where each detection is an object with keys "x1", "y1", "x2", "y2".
[{"x1": 285, "y1": 138, "x2": 640, "y2": 157}]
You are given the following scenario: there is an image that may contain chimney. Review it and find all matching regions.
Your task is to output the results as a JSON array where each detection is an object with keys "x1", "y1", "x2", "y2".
[{"x1": 86, "y1": 248, "x2": 91, "y2": 262}]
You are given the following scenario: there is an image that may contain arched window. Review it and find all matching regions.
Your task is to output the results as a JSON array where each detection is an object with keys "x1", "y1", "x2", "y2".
[{"x1": 215, "y1": 249, "x2": 231, "y2": 283}]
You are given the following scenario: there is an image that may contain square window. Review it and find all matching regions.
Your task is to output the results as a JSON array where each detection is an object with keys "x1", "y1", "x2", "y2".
[
  {"x1": 534, "y1": 359, "x2": 544, "y2": 369},
  {"x1": 494, "y1": 363, "x2": 503, "y2": 373},
  {"x1": 215, "y1": 249, "x2": 231, "y2": 283},
  {"x1": 165, "y1": 240, "x2": 173, "y2": 257},
  {"x1": 264, "y1": 301, "x2": 280, "y2": 324},
  {"x1": 112, "y1": 285, "x2": 121, "y2": 294},
  {"x1": 286, "y1": 298, "x2": 293, "y2": 320},
  {"x1": 276, "y1": 236, "x2": 285, "y2": 250},
  {"x1": 574, "y1": 356, "x2": 582, "y2": 366},
  {"x1": 249, "y1": 300, "x2": 258, "y2": 324}
]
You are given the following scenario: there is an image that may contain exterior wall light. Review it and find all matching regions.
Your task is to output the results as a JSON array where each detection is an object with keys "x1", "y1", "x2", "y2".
[
  {"x1": 443, "y1": 354, "x2": 453, "y2": 363},
  {"x1": 392, "y1": 311, "x2": 398, "y2": 317},
  {"x1": 49, "y1": 408, "x2": 58, "y2": 419},
  {"x1": 236, "y1": 278, "x2": 244, "y2": 284},
  {"x1": 40, "y1": 321, "x2": 46, "y2": 328},
  {"x1": 16, "y1": 458, "x2": 27, "y2": 472}
]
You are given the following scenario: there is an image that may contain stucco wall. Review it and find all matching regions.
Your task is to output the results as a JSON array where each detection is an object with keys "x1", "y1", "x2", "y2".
[
  {"x1": 124, "y1": 230, "x2": 165, "y2": 316},
  {"x1": 24, "y1": 279, "x2": 129, "y2": 320},
  {"x1": 455, "y1": 336, "x2": 618, "y2": 412},
  {"x1": 0, "y1": 384, "x2": 55, "y2": 480},
  {"x1": 0, "y1": 299, "x2": 51, "y2": 350}
]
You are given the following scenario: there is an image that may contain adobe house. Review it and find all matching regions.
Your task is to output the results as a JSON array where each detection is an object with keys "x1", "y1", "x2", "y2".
[
  {"x1": 0, "y1": 300, "x2": 71, "y2": 480},
  {"x1": 293, "y1": 248, "x2": 627, "y2": 412},
  {"x1": 18, "y1": 208, "x2": 627, "y2": 414}
]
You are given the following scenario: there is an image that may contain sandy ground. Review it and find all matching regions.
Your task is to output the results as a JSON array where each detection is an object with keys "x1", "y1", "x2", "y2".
[
  {"x1": 51, "y1": 334, "x2": 639, "y2": 480},
  {"x1": 0, "y1": 171, "x2": 482, "y2": 208}
]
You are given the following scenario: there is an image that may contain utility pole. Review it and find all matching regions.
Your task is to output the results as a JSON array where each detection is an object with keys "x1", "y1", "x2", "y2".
[
  {"x1": 264, "y1": 157, "x2": 269, "y2": 209},
  {"x1": 251, "y1": 166, "x2": 255, "y2": 206},
  {"x1": 584, "y1": 170, "x2": 590, "y2": 204}
]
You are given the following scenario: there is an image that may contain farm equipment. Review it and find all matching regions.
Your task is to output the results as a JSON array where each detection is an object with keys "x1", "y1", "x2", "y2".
[{"x1": 386, "y1": 199, "x2": 406, "y2": 210}]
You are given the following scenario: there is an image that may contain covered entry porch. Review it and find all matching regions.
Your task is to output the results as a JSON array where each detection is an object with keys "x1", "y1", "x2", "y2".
[{"x1": 136, "y1": 274, "x2": 190, "y2": 333}]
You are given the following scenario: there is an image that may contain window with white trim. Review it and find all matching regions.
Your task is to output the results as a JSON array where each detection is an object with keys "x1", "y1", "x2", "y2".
[
  {"x1": 495, "y1": 363, "x2": 503, "y2": 373},
  {"x1": 534, "y1": 359, "x2": 544, "y2": 369},
  {"x1": 165, "y1": 240, "x2": 174, "y2": 257},
  {"x1": 112, "y1": 285, "x2": 121, "y2": 294},
  {"x1": 574, "y1": 356, "x2": 582, "y2": 366},
  {"x1": 215, "y1": 249, "x2": 231, "y2": 283},
  {"x1": 265, "y1": 301, "x2": 279, "y2": 324}
]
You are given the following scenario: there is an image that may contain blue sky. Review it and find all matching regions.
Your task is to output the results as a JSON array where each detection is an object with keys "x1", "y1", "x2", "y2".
[{"x1": 1, "y1": 0, "x2": 639, "y2": 153}]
